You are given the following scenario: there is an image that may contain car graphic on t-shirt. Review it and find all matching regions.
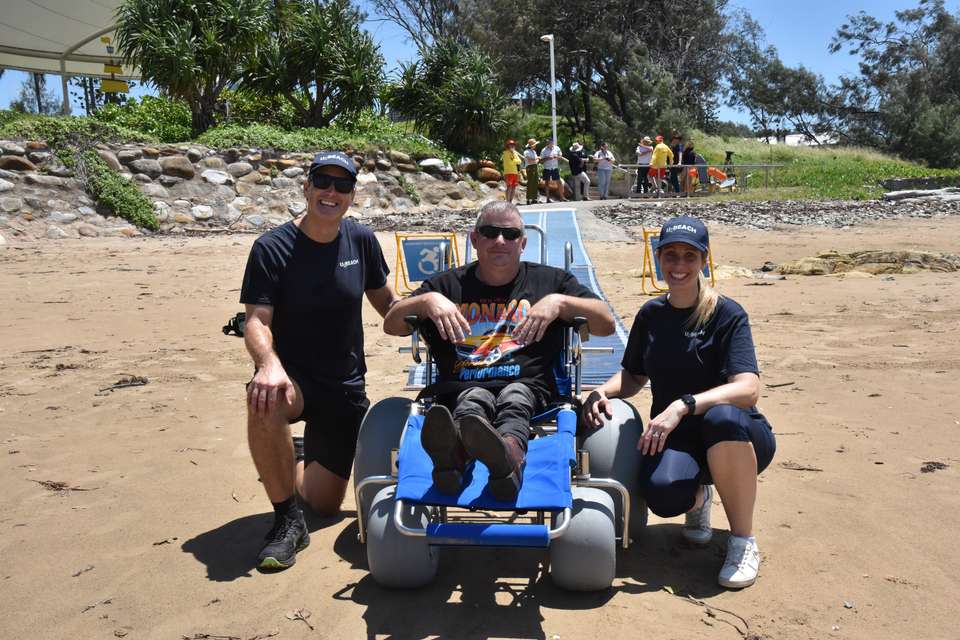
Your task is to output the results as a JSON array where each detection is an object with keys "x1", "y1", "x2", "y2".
[{"x1": 456, "y1": 324, "x2": 523, "y2": 366}]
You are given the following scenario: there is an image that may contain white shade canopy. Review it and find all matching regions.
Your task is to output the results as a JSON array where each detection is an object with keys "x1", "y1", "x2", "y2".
[{"x1": 0, "y1": 0, "x2": 138, "y2": 79}]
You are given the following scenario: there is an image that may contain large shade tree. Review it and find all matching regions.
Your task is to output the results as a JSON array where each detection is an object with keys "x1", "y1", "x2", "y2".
[
  {"x1": 243, "y1": 0, "x2": 384, "y2": 128},
  {"x1": 114, "y1": 0, "x2": 269, "y2": 135}
]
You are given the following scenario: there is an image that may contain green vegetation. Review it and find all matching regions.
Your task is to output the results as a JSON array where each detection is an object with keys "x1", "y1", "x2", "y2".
[
  {"x1": 0, "y1": 112, "x2": 155, "y2": 147},
  {"x1": 691, "y1": 132, "x2": 960, "y2": 200},
  {"x1": 79, "y1": 151, "x2": 158, "y2": 230},
  {"x1": 93, "y1": 96, "x2": 191, "y2": 143},
  {"x1": 396, "y1": 174, "x2": 420, "y2": 205}
]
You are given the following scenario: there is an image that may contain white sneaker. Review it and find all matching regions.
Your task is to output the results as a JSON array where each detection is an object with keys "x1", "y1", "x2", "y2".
[
  {"x1": 682, "y1": 484, "x2": 713, "y2": 544},
  {"x1": 719, "y1": 536, "x2": 760, "y2": 588}
]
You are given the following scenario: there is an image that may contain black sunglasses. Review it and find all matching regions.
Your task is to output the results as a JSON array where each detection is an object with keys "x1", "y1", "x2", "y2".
[
  {"x1": 309, "y1": 172, "x2": 356, "y2": 193},
  {"x1": 477, "y1": 225, "x2": 523, "y2": 241}
]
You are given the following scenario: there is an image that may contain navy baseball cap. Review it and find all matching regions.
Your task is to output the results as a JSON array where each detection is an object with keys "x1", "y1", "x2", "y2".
[
  {"x1": 658, "y1": 216, "x2": 709, "y2": 253},
  {"x1": 308, "y1": 151, "x2": 357, "y2": 176}
]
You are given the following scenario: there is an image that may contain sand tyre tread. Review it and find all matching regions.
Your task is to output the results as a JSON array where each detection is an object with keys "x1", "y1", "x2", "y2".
[
  {"x1": 366, "y1": 486, "x2": 438, "y2": 588},
  {"x1": 549, "y1": 486, "x2": 616, "y2": 591},
  {"x1": 353, "y1": 397, "x2": 411, "y2": 519},
  {"x1": 579, "y1": 398, "x2": 648, "y2": 536}
]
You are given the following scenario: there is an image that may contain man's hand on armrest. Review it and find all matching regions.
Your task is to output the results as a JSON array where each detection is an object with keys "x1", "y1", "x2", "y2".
[
  {"x1": 383, "y1": 291, "x2": 471, "y2": 342},
  {"x1": 558, "y1": 296, "x2": 615, "y2": 337}
]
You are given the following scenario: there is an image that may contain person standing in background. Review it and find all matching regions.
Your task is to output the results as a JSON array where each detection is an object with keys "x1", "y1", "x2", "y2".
[
  {"x1": 669, "y1": 133, "x2": 684, "y2": 193},
  {"x1": 539, "y1": 138, "x2": 566, "y2": 203},
  {"x1": 592, "y1": 142, "x2": 616, "y2": 199},
  {"x1": 523, "y1": 138, "x2": 540, "y2": 205},
  {"x1": 648, "y1": 135, "x2": 674, "y2": 197},
  {"x1": 501, "y1": 139, "x2": 523, "y2": 203},
  {"x1": 568, "y1": 142, "x2": 591, "y2": 201},
  {"x1": 635, "y1": 136, "x2": 654, "y2": 194}
]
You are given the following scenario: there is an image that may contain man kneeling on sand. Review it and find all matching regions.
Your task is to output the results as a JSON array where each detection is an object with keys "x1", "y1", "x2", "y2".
[
  {"x1": 240, "y1": 151, "x2": 399, "y2": 570},
  {"x1": 384, "y1": 201, "x2": 614, "y2": 499}
]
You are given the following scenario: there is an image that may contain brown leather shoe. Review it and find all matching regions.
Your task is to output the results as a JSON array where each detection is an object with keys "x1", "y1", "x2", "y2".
[
  {"x1": 460, "y1": 415, "x2": 526, "y2": 501},
  {"x1": 421, "y1": 405, "x2": 467, "y2": 495}
]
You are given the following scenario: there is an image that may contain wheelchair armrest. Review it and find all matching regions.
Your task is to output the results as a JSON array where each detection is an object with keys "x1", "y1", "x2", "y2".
[
  {"x1": 402, "y1": 315, "x2": 424, "y2": 364},
  {"x1": 570, "y1": 316, "x2": 589, "y2": 344}
]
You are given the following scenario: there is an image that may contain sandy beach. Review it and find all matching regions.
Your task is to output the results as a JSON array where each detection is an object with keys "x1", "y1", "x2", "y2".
[{"x1": 2, "y1": 213, "x2": 959, "y2": 639}]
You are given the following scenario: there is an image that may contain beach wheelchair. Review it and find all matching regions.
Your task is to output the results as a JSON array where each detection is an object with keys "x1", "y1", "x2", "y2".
[{"x1": 352, "y1": 234, "x2": 647, "y2": 591}]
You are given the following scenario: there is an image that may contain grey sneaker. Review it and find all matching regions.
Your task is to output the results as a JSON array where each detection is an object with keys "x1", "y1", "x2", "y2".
[
  {"x1": 718, "y1": 535, "x2": 760, "y2": 588},
  {"x1": 257, "y1": 512, "x2": 309, "y2": 570},
  {"x1": 682, "y1": 484, "x2": 713, "y2": 545}
]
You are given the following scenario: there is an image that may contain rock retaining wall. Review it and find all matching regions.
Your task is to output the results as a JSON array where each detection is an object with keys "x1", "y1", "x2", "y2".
[{"x1": 0, "y1": 141, "x2": 503, "y2": 242}]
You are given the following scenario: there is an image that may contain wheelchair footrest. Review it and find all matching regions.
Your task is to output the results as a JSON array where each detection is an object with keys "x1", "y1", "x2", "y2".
[{"x1": 426, "y1": 522, "x2": 550, "y2": 548}]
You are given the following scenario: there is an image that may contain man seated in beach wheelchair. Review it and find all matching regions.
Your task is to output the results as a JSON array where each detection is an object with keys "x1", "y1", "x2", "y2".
[{"x1": 351, "y1": 201, "x2": 649, "y2": 590}]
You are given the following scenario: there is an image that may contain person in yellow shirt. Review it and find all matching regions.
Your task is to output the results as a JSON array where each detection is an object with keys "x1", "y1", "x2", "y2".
[
  {"x1": 648, "y1": 135, "x2": 674, "y2": 196},
  {"x1": 501, "y1": 139, "x2": 523, "y2": 203}
]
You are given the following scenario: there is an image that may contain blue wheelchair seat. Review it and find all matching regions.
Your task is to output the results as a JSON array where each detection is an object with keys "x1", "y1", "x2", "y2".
[{"x1": 395, "y1": 408, "x2": 577, "y2": 512}]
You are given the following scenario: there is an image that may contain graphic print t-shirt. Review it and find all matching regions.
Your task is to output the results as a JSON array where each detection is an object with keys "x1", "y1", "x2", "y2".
[
  {"x1": 413, "y1": 262, "x2": 599, "y2": 402},
  {"x1": 621, "y1": 295, "x2": 759, "y2": 418},
  {"x1": 239, "y1": 218, "x2": 389, "y2": 392}
]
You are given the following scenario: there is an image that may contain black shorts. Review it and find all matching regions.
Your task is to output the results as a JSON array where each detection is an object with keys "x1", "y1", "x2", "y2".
[
  {"x1": 543, "y1": 167, "x2": 560, "y2": 181},
  {"x1": 249, "y1": 369, "x2": 369, "y2": 480}
]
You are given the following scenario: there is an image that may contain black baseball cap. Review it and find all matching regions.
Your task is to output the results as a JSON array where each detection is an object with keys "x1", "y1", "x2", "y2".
[
  {"x1": 308, "y1": 151, "x2": 357, "y2": 176},
  {"x1": 658, "y1": 216, "x2": 709, "y2": 253}
]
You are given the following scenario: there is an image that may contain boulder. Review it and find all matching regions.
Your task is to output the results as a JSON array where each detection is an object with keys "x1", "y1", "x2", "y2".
[
  {"x1": 46, "y1": 164, "x2": 75, "y2": 178},
  {"x1": 49, "y1": 212, "x2": 77, "y2": 224},
  {"x1": 96, "y1": 149, "x2": 123, "y2": 171},
  {"x1": 46, "y1": 225, "x2": 68, "y2": 239},
  {"x1": 457, "y1": 158, "x2": 478, "y2": 174},
  {"x1": 277, "y1": 159, "x2": 299, "y2": 169},
  {"x1": 388, "y1": 150, "x2": 412, "y2": 165},
  {"x1": 223, "y1": 148, "x2": 242, "y2": 164},
  {"x1": 134, "y1": 173, "x2": 153, "y2": 183},
  {"x1": 0, "y1": 155, "x2": 37, "y2": 172},
  {"x1": 0, "y1": 232, "x2": 5, "y2": 246},
  {"x1": 227, "y1": 162, "x2": 254, "y2": 177},
  {"x1": 477, "y1": 167, "x2": 502, "y2": 182},
  {"x1": 173, "y1": 212, "x2": 194, "y2": 224},
  {"x1": 282, "y1": 166, "x2": 304, "y2": 178},
  {"x1": 396, "y1": 163, "x2": 418, "y2": 173},
  {"x1": 129, "y1": 159, "x2": 162, "y2": 179},
  {"x1": 201, "y1": 169, "x2": 233, "y2": 186},
  {"x1": 375, "y1": 158, "x2": 392, "y2": 171},
  {"x1": 25, "y1": 141, "x2": 47, "y2": 150},
  {"x1": 78, "y1": 224, "x2": 100, "y2": 237},
  {"x1": 27, "y1": 151, "x2": 51, "y2": 165},
  {"x1": 191, "y1": 205, "x2": 214, "y2": 220},
  {"x1": 1, "y1": 143, "x2": 25, "y2": 156},
  {"x1": 159, "y1": 155, "x2": 195, "y2": 179},
  {"x1": 479, "y1": 159, "x2": 496, "y2": 169},
  {"x1": 186, "y1": 147, "x2": 204, "y2": 163},
  {"x1": 419, "y1": 158, "x2": 446, "y2": 174},
  {"x1": 0, "y1": 179, "x2": 13, "y2": 193},
  {"x1": 198, "y1": 157, "x2": 227, "y2": 170},
  {"x1": 271, "y1": 177, "x2": 297, "y2": 189},
  {"x1": 288, "y1": 201, "x2": 307, "y2": 216},
  {"x1": 356, "y1": 172, "x2": 378, "y2": 185},
  {"x1": 140, "y1": 183, "x2": 170, "y2": 198},
  {"x1": 142, "y1": 147, "x2": 161, "y2": 159},
  {"x1": 116, "y1": 149, "x2": 142, "y2": 164},
  {"x1": 244, "y1": 214, "x2": 265, "y2": 227},
  {"x1": 25, "y1": 174, "x2": 70, "y2": 188},
  {"x1": 158, "y1": 175, "x2": 183, "y2": 187},
  {"x1": 1, "y1": 197, "x2": 22, "y2": 212},
  {"x1": 0, "y1": 169, "x2": 18, "y2": 180}
]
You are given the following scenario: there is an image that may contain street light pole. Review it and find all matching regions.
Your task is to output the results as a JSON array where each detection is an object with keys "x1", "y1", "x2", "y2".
[{"x1": 540, "y1": 34, "x2": 557, "y2": 146}]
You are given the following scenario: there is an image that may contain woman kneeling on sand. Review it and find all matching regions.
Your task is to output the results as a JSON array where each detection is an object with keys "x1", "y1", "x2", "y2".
[{"x1": 582, "y1": 215, "x2": 776, "y2": 588}]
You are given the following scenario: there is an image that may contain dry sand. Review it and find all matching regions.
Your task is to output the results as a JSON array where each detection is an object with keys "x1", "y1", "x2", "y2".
[{"x1": 1, "y1": 216, "x2": 959, "y2": 639}]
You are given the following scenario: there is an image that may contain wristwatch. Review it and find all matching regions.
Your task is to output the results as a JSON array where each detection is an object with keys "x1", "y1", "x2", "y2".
[{"x1": 680, "y1": 394, "x2": 697, "y2": 415}]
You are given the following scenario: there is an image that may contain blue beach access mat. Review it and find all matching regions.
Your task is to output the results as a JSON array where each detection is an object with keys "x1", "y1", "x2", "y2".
[
  {"x1": 404, "y1": 207, "x2": 629, "y2": 390},
  {"x1": 395, "y1": 408, "x2": 576, "y2": 511}
]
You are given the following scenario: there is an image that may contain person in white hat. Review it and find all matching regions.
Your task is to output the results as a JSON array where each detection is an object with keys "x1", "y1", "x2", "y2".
[{"x1": 568, "y1": 142, "x2": 590, "y2": 201}]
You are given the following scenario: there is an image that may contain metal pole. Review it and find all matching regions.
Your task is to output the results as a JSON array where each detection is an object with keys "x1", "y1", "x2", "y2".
[
  {"x1": 542, "y1": 34, "x2": 557, "y2": 146},
  {"x1": 59, "y1": 59, "x2": 70, "y2": 115}
]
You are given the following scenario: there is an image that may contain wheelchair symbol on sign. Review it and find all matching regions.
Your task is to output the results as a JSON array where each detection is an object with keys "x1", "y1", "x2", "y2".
[{"x1": 417, "y1": 245, "x2": 446, "y2": 276}]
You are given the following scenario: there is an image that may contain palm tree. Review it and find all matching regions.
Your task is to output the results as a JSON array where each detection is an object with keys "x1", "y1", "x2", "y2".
[{"x1": 114, "y1": 0, "x2": 270, "y2": 135}]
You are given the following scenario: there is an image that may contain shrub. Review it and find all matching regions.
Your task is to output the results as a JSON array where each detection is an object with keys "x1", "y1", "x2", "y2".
[
  {"x1": 0, "y1": 112, "x2": 155, "y2": 147},
  {"x1": 219, "y1": 88, "x2": 299, "y2": 130},
  {"x1": 80, "y1": 150, "x2": 158, "y2": 230},
  {"x1": 93, "y1": 96, "x2": 192, "y2": 143}
]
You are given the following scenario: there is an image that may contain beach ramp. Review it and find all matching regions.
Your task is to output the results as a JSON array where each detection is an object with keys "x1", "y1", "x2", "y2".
[{"x1": 404, "y1": 207, "x2": 628, "y2": 390}]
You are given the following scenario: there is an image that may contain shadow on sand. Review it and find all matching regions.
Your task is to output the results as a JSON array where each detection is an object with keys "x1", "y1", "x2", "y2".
[
  {"x1": 181, "y1": 509, "x2": 355, "y2": 582},
  {"x1": 330, "y1": 517, "x2": 728, "y2": 639}
]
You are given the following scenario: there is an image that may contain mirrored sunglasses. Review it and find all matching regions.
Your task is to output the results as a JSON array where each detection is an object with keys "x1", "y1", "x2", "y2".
[
  {"x1": 310, "y1": 172, "x2": 356, "y2": 193},
  {"x1": 478, "y1": 225, "x2": 523, "y2": 241}
]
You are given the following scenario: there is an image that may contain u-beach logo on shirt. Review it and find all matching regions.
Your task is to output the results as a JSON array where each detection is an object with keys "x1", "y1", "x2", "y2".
[{"x1": 339, "y1": 258, "x2": 359, "y2": 268}]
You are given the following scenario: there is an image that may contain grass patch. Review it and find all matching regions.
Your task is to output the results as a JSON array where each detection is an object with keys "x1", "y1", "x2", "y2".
[
  {"x1": 690, "y1": 132, "x2": 960, "y2": 200},
  {"x1": 79, "y1": 151, "x2": 158, "y2": 230},
  {"x1": 0, "y1": 112, "x2": 156, "y2": 146}
]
